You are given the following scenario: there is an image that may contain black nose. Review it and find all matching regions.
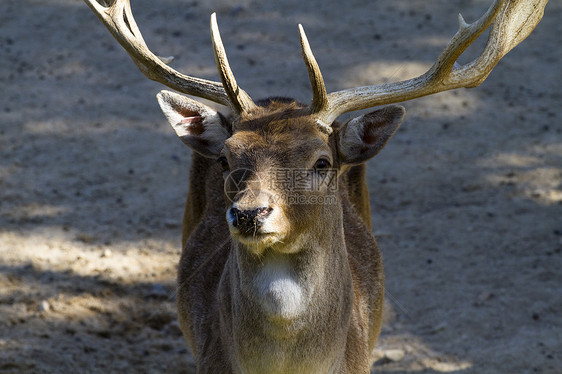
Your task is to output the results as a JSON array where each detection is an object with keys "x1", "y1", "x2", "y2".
[{"x1": 229, "y1": 206, "x2": 272, "y2": 234}]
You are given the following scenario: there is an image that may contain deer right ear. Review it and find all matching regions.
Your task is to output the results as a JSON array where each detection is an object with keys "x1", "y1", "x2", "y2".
[
  {"x1": 157, "y1": 90, "x2": 230, "y2": 157},
  {"x1": 338, "y1": 105, "x2": 405, "y2": 165}
]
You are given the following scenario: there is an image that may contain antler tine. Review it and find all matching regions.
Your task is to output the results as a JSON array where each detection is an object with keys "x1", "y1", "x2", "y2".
[
  {"x1": 450, "y1": 0, "x2": 548, "y2": 86},
  {"x1": 210, "y1": 13, "x2": 257, "y2": 114},
  {"x1": 316, "y1": 0, "x2": 548, "y2": 126},
  {"x1": 298, "y1": 25, "x2": 329, "y2": 117},
  {"x1": 84, "y1": 0, "x2": 239, "y2": 108}
]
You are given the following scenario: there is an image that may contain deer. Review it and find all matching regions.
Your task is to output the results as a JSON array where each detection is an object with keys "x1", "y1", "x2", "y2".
[{"x1": 83, "y1": 0, "x2": 547, "y2": 372}]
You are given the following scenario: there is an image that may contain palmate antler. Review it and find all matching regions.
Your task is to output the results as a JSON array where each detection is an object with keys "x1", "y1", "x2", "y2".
[
  {"x1": 84, "y1": 0, "x2": 548, "y2": 132},
  {"x1": 300, "y1": 0, "x2": 548, "y2": 132}
]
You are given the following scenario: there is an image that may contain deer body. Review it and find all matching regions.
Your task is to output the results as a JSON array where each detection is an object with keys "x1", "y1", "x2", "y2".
[{"x1": 83, "y1": 0, "x2": 547, "y2": 372}]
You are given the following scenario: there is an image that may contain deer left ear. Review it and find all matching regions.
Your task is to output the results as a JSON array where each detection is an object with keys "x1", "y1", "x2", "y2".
[
  {"x1": 157, "y1": 90, "x2": 230, "y2": 157},
  {"x1": 338, "y1": 105, "x2": 405, "y2": 165}
]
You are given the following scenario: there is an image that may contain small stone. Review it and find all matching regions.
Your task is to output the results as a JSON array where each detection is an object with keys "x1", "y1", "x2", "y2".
[
  {"x1": 433, "y1": 321, "x2": 448, "y2": 333},
  {"x1": 101, "y1": 249, "x2": 112, "y2": 258},
  {"x1": 147, "y1": 283, "x2": 168, "y2": 298},
  {"x1": 164, "y1": 220, "x2": 180, "y2": 229},
  {"x1": 532, "y1": 313, "x2": 540, "y2": 321},
  {"x1": 384, "y1": 349, "x2": 405, "y2": 362},
  {"x1": 38, "y1": 300, "x2": 50, "y2": 312},
  {"x1": 478, "y1": 291, "x2": 494, "y2": 302},
  {"x1": 76, "y1": 233, "x2": 95, "y2": 244},
  {"x1": 373, "y1": 230, "x2": 392, "y2": 237}
]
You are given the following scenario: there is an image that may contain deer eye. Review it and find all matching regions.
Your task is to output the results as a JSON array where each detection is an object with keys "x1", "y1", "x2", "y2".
[
  {"x1": 217, "y1": 156, "x2": 229, "y2": 172},
  {"x1": 314, "y1": 158, "x2": 331, "y2": 170}
]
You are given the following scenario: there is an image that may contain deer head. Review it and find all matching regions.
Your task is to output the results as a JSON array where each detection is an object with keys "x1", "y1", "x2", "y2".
[{"x1": 158, "y1": 87, "x2": 404, "y2": 256}]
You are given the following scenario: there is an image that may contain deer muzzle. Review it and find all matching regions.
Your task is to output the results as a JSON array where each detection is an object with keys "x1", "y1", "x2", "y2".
[{"x1": 228, "y1": 206, "x2": 273, "y2": 235}]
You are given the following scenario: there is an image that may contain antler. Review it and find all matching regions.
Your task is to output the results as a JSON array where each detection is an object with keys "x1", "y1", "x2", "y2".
[
  {"x1": 210, "y1": 13, "x2": 256, "y2": 114},
  {"x1": 83, "y1": 0, "x2": 255, "y2": 114},
  {"x1": 301, "y1": 0, "x2": 548, "y2": 132},
  {"x1": 299, "y1": 24, "x2": 328, "y2": 115}
]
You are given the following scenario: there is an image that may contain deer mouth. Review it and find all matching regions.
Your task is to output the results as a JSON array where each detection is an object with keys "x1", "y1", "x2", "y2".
[{"x1": 230, "y1": 229, "x2": 281, "y2": 247}]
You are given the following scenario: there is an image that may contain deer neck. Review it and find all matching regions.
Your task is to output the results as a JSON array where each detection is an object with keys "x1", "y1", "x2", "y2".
[{"x1": 219, "y1": 202, "x2": 354, "y2": 372}]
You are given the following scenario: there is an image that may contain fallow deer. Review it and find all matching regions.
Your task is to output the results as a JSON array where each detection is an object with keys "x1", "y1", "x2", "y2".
[{"x1": 83, "y1": 0, "x2": 547, "y2": 372}]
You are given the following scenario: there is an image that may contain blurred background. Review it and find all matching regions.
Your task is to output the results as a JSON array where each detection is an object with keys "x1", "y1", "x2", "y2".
[{"x1": 0, "y1": 0, "x2": 560, "y2": 373}]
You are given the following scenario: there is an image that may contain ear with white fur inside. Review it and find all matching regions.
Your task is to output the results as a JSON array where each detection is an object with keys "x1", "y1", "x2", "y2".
[{"x1": 157, "y1": 90, "x2": 230, "y2": 157}]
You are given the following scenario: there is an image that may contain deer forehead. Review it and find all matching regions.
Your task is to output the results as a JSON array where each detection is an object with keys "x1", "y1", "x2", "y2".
[{"x1": 225, "y1": 118, "x2": 332, "y2": 163}]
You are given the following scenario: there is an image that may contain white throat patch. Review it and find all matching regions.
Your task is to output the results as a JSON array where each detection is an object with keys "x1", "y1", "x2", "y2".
[{"x1": 255, "y1": 257, "x2": 305, "y2": 320}]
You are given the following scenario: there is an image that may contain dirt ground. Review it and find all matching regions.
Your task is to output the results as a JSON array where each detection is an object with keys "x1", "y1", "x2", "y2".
[{"x1": 0, "y1": 0, "x2": 560, "y2": 373}]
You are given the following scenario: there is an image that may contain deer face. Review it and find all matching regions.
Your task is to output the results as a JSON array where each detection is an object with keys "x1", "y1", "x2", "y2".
[
  {"x1": 221, "y1": 103, "x2": 335, "y2": 253},
  {"x1": 158, "y1": 91, "x2": 404, "y2": 255}
]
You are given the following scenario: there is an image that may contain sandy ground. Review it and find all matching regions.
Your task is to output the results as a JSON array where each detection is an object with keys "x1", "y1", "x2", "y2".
[{"x1": 1, "y1": 0, "x2": 560, "y2": 373}]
